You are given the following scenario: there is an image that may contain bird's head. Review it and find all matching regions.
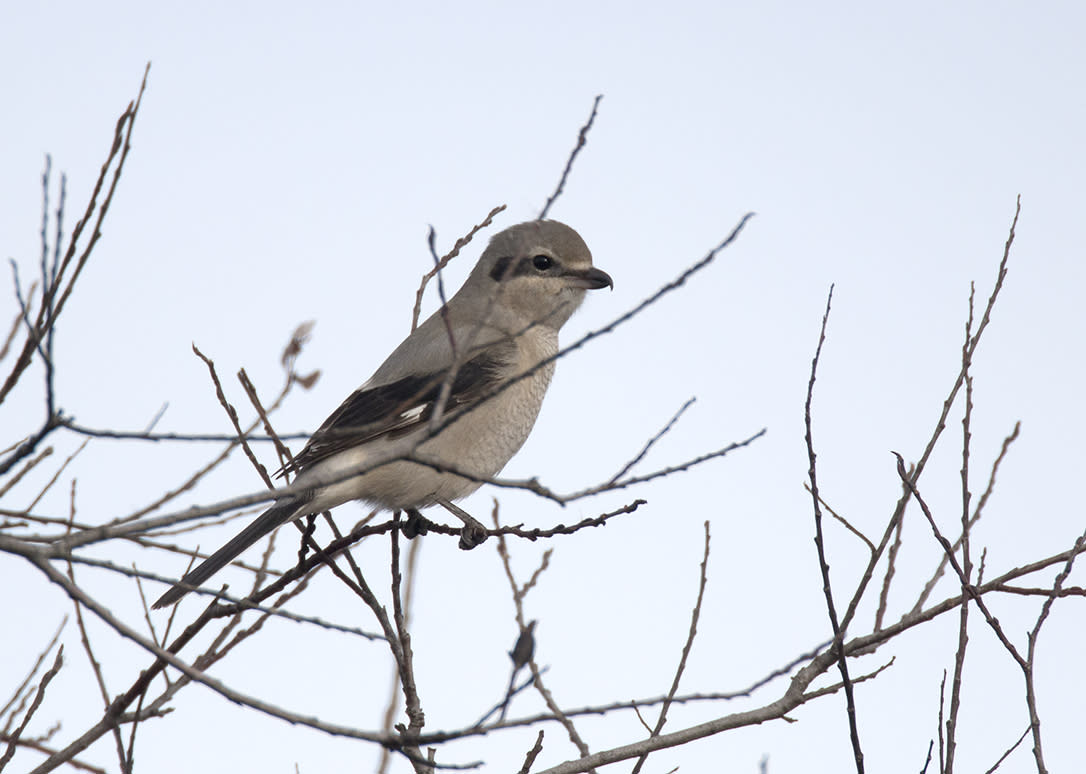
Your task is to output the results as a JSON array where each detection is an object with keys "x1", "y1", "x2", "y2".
[{"x1": 467, "y1": 220, "x2": 612, "y2": 332}]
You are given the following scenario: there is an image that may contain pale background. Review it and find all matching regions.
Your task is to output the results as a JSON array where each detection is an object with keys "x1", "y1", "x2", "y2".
[{"x1": 2, "y1": 2, "x2": 1084, "y2": 772}]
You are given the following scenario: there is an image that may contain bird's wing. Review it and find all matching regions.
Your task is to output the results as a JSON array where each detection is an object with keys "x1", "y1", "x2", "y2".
[{"x1": 279, "y1": 340, "x2": 515, "y2": 477}]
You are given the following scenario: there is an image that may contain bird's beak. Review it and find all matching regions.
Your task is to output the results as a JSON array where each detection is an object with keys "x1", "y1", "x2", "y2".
[{"x1": 564, "y1": 266, "x2": 614, "y2": 290}]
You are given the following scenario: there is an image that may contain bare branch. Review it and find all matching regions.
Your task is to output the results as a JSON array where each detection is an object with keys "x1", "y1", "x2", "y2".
[
  {"x1": 946, "y1": 285, "x2": 978, "y2": 774},
  {"x1": 803, "y1": 284, "x2": 864, "y2": 774},
  {"x1": 910, "y1": 422, "x2": 1021, "y2": 617},
  {"x1": 631, "y1": 521, "x2": 711, "y2": 774},
  {"x1": 983, "y1": 726, "x2": 1030, "y2": 774},
  {"x1": 839, "y1": 196, "x2": 1020, "y2": 635},
  {"x1": 0, "y1": 620, "x2": 66, "y2": 733},
  {"x1": 0, "y1": 64, "x2": 149, "y2": 410},
  {"x1": 491, "y1": 503, "x2": 594, "y2": 767},
  {"x1": 0, "y1": 647, "x2": 63, "y2": 772},
  {"x1": 516, "y1": 731, "x2": 545, "y2": 774},
  {"x1": 607, "y1": 397, "x2": 695, "y2": 486},
  {"x1": 411, "y1": 206, "x2": 506, "y2": 331},
  {"x1": 539, "y1": 95, "x2": 603, "y2": 220}
]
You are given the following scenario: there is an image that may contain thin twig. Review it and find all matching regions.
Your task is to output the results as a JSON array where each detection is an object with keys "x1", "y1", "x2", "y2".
[
  {"x1": 909, "y1": 422, "x2": 1021, "y2": 617},
  {"x1": 873, "y1": 473, "x2": 910, "y2": 631},
  {"x1": 539, "y1": 95, "x2": 603, "y2": 220},
  {"x1": 803, "y1": 483, "x2": 875, "y2": 554},
  {"x1": 803, "y1": 285, "x2": 864, "y2": 774},
  {"x1": 630, "y1": 521, "x2": 711, "y2": 774},
  {"x1": 60, "y1": 421, "x2": 310, "y2": 444},
  {"x1": 983, "y1": 726, "x2": 1030, "y2": 774},
  {"x1": 946, "y1": 284, "x2": 978, "y2": 774},
  {"x1": 389, "y1": 518, "x2": 427, "y2": 770},
  {"x1": 607, "y1": 398, "x2": 695, "y2": 486},
  {"x1": 0, "y1": 620, "x2": 66, "y2": 731},
  {"x1": 0, "y1": 447, "x2": 53, "y2": 498},
  {"x1": 0, "y1": 648, "x2": 63, "y2": 771},
  {"x1": 516, "y1": 731, "x2": 545, "y2": 774},
  {"x1": 1022, "y1": 525, "x2": 1086, "y2": 774},
  {"x1": 63, "y1": 485, "x2": 130, "y2": 772},
  {"x1": 411, "y1": 206, "x2": 506, "y2": 331},
  {"x1": 839, "y1": 196, "x2": 1020, "y2": 635},
  {"x1": 377, "y1": 536, "x2": 423, "y2": 774},
  {"x1": 192, "y1": 345, "x2": 273, "y2": 490},
  {"x1": 894, "y1": 452, "x2": 1026, "y2": 667},
  {"x1": 491, "y1": 504, "x2": 594, "y2": 768},
  {"x1": 0, "y1": 64, "x2": 149, "y2": 413}
]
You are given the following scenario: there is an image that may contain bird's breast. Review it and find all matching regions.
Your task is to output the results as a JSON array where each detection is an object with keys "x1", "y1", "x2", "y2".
[{"x1": 423, "y1": 329, "x2": 557, "y2": 480}]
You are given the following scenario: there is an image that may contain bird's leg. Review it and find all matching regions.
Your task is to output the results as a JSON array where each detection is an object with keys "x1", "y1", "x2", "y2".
[
  {"x1": 401, "y1": 508, "x2": 432, "y2": 539},
  {"x1": 436, "y1": 498, "x2": 488, "y2": 549}
]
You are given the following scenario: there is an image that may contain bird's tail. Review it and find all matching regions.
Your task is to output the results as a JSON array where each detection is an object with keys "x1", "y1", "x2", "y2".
[{"x1": 152, "y1": 499, "x2": 305, "y2": 609}]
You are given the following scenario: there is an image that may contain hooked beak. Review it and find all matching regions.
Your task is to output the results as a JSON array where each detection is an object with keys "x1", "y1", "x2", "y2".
[{"x1": 564, "y1": 266, "x2": 614, "y2": 290}]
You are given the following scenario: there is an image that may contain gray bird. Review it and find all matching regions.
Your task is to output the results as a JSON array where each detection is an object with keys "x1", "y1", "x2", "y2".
[{"x1": 154, "y1": 220, "x2": 611, "y2": 608}]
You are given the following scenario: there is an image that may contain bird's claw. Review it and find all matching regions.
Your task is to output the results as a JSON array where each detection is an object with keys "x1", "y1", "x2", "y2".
[
  {"x1": 458, "y1": 517, "x2": 488, "y2": 550},
  {"x1": 402, "y1": 509, "x2": 432, "y2": 539}
]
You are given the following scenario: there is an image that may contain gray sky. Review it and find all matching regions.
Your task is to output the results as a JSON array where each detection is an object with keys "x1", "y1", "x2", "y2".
[{"x1": 3, "y1": 3, "x2": 1085, "y2": 772}]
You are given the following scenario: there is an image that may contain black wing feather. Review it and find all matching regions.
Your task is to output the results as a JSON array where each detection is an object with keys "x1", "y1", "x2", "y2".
[{"x1": 280, "y1": 344, "x2": 512, "y2": 477}]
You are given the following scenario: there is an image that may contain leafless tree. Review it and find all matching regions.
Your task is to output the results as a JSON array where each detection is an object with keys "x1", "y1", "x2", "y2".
[{"x1": 2, "y1": 70, "x2": 1080, "y2": 774}]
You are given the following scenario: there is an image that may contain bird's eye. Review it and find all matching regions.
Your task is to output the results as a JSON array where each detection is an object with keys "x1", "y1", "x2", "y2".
[{"x1": 532, "y1": 254, "x2": 553, "y2": 271}]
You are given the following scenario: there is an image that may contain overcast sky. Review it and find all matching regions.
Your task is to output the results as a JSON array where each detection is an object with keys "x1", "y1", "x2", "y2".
[{"x1": 3, "y1": 3, "x2": 1085, "y2": 773}]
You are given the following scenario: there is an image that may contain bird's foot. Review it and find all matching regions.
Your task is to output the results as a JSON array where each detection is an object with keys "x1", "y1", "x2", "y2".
[
  {"x1": 401, "y1": 508, "x2": 432, "y2": 539},
  {"x1": 436, "y1": 498, "x2": 489, "y2": 550},
  {"x1": 458, "y1": 516, "x2": 488, "y2": 550}
]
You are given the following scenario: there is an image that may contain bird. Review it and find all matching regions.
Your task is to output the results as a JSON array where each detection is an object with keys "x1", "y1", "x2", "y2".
[{"x1": 153, "y1": 220, "x2": 612, "y2": 609}]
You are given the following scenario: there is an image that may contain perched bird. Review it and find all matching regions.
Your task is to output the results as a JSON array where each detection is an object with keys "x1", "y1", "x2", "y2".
[{"x1": 154, "y1": 220, "x2": 611, "y2": 608}]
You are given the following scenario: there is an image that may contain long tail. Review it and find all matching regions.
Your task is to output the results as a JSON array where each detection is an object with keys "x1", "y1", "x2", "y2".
[{"x1": 152, "y1": 499, "x2": 305, "y2": 609}]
